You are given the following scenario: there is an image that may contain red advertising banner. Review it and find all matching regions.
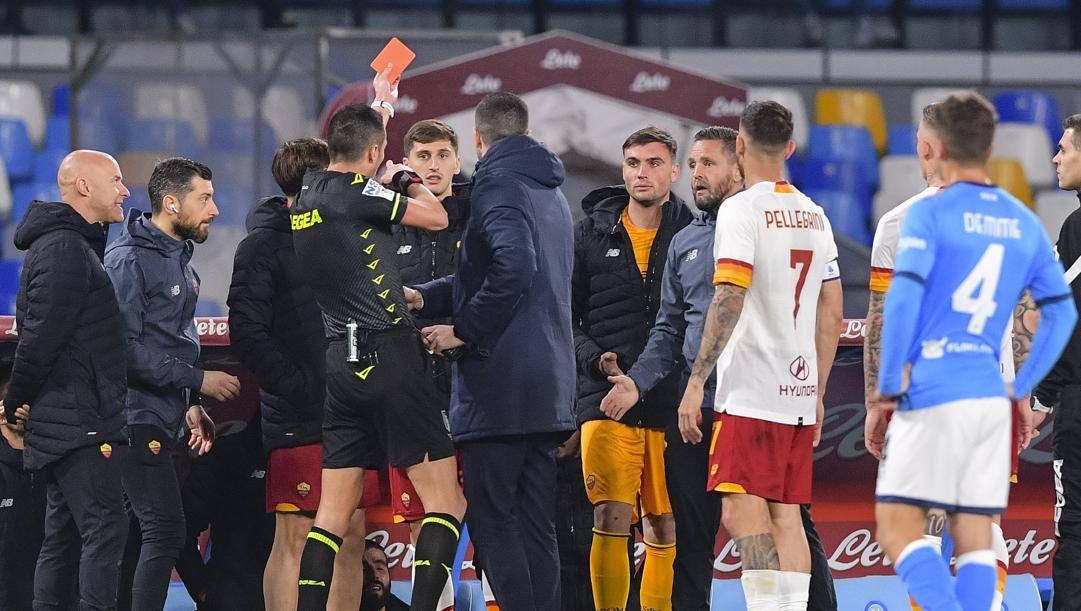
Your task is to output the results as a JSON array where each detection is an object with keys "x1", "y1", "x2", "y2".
[{"x1": 322, "y1": 31, "x2": 748, "y2": 160}]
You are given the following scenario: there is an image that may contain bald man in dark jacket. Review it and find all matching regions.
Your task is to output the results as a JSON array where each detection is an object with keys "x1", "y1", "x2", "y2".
[{"x1": 5, "y1": 150, "x2": 131, "y2": 611}]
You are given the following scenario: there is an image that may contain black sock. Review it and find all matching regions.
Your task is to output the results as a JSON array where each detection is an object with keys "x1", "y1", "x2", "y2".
[
  {"x1": 411, "y1": 513, "x2": 462, "y2": 611},
  {"x1": 297, "y1": 526, "x2": 342, "y2": 611}
]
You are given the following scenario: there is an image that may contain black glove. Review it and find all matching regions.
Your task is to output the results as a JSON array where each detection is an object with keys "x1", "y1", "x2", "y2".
[{"x1": 393, "y1": 170, "x2": 422, "y2": 195}]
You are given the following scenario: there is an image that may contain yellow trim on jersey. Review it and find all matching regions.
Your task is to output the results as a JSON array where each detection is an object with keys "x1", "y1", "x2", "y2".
[
  {"x1": 391, "y1": 193, "x2": 401, "y2": 221},
  {"x1": 275, "y1": 502, "x2": 303, "y2": 513},
  {"x1": 714, "y1": 258, "x2": 753, "y2": 288},
  {"x1": 714, "y1": 482, "x2": 748, "y2": 494},
  {"x1": 870, "y1": 267, "x2": 893, "y2": 292}
]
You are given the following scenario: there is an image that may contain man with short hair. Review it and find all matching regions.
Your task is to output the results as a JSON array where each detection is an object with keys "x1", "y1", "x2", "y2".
[
  {"x1": 572, "y1": 125, "x2": 691, "y2": 611},
  {"x1": 360, "y1": 540, "x2": 409, "y2": 611},
  {"x1": 106, "y1": 157, "x2": 238, "y2": 610},
  {"x1": 874, "y1": 91, "x2": 1075, "y2": 610},
  {"x1": 289, "y1": 100, "x2": 465, "y2": 611},
  {"x1": 1034, "y1": 113, "x2": 1081, "y2": 608},
  {"x1": 5, "y1": 149, "x2": 131, "y2": 611},
  {"x1": 675, "y1": 101, "x2": 844, "y2": 609},
  {"x1": 605, "y1": 126, "x2": 836, "y2": 610},
  {"x1": 391, "y1": 119, "x2": 501, "y2": 611},
  {"x1": 228, "y1": 137, "x2": 378, "y2": 611},
  {"x1": 410, "y1": 91, "x2": 576, "y2": 611},
  {"x1": 865, "y1": 106, "x2": 1025, "y2": 611}
]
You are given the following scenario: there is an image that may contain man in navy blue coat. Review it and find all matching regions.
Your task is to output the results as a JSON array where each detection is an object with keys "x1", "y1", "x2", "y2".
[{"x1": 410, "y1": 91, "x2": 576, "y2": 611}]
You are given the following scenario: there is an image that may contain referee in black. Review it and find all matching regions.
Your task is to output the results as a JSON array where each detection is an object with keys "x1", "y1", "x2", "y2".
[
  {"x1": 1035, "y1": 114, "x2": 1081, "y2": 609},
  {"x1": 290, "y1": 102, "x2": 467, "y2": 611}
]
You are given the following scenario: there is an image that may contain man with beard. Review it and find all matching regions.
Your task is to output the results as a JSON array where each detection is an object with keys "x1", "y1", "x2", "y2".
[
  {"x1": 359, "y1": 540, "x2": 409, "y2": 611},
  {"x1": 603, "y1": 126, "x2": 837, "y2": 610},
  {"x1": 105, "y1": 157, "x2": 241, "y2": 610},
  {"x1": 572, "y1": 126, "x2": 692, "y2": 611}
]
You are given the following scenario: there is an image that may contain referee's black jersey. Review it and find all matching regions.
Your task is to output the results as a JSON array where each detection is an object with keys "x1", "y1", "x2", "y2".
[
  {"x1": 291, "y1": 169, "x2": 411, "y2": 334},
  {"x1": 1036, "y1": 193, "x2": 1081, "y2": 407}
]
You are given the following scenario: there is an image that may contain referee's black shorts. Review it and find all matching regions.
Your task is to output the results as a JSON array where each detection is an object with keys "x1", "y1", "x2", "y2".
[{"x1": 322, "y1": 327, "x2": 455, "y2": 470}]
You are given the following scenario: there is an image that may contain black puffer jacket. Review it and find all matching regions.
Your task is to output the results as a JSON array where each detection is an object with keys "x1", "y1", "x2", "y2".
[
  {"x1": 5, "y1": 201, "x2": 127, "y2": 469},
  {"x1": 393, "y1": 183, "x2": 470, "y2": 328},
  {"x1": 394, "y1": 185, "x2": 469, "y2": 396},
  {"x1": 572, "y1": 187, "x2": 692, "y2": 428},
  {"x1": 227, "y1": 196, "x2": 327, "y2": 453}
]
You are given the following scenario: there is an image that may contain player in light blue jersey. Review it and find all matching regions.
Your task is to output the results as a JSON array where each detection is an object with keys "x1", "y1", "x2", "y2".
[{"x1": 874, "y1": 91, "x2": 1077, "y2": 611}]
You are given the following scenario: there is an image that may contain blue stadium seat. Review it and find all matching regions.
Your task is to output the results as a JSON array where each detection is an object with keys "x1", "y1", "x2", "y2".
[
  {"x1": 124, "y1": 188, "x2": 151, "y2": 216},
  {"x1": 803, "y1": 188, "x2": 873, "y2": 246},
  {"x1": 994, "y1": 89, "x2": 1062, "y2": 152},
  {"x1": 819, "y1": 0, "x2": 894, "y2": 10},
  {"x1": 888, "y1": 124, "x2": 918, "y2": 156},
  {"x1": 77, "y1": 120, "x2": 121, "y2": 154},
  {"x1": 45, "y1": 115, "x2": 70, "y2": 151},
  {"x1": 126, "y1": 119, "x2": 200, "y2": 159},
  {"x1": 52, "y1": 84, "x2": 69, "y2": 117},
  {"x1": 208, "y1": 118, "x2": 278, "y2": 153},
  {"x1": 641, "y1": 0, "x2": 710, "y2": 6},
  {"x1": 908, "y1": 0, "x2": 980, "y2": 9},
  {"x1": 33, "y1": 148, "x2": 67, "y2": 184},
  {"x1": 12, "y1": 182, "x2": 61, "y2": 221},
  {"x1": 212, "y1": 186, "x2": 257, "y2": 228},
  {"x1": 806, "y1": 126, "x2": 879, "y2": 187},
  {"x1": 0, "y1": 260, "x2": 20, "y2": 314},
  {"x1": 74, "y1": 83, "x2": 126, "y2": 126},
  {"x1": 998, "y1": 0, "x2": 1068, "y2": 9},
  {"x1": 199, "y1": 152, "x2": 256, "y2": 190},
  {"x1": 459, "y1": 0, "x2": 530, "y2": 6},
  {"x1": 0, "y1": 118, "x2": 34, "y2": 181},
  {"x1": 799, "y1": 158, "x2": 876, "y2": 196}
]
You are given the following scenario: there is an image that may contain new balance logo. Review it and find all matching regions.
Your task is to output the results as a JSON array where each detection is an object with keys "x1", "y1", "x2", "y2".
[
  {"x1": 170, "y1": 285, "x2": 180, "y2": 297},
  {"x1": 397, "y1": 245, "x2": 412, "y2": 255},
  {"x1": 605, "y1": 249, "x2": 620, "y2": 257},
  {"x1": 685, "y1": 248, "x2": 698, "y2": 262},
  {"x1": 0, "y1": 498, "x2": 13, "y2": 508}
]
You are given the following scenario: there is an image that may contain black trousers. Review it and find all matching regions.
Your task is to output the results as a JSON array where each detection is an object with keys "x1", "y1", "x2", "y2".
[
  {"x1": 119, "y1": 425, "x2": 185, "y2": 611},
  {"x1": 1054, "y1": 386, "x2": 1081, "y2": 610},
  {"x1": 664, "y1": 406, "x2": 837, "y2": 610},
  {"x1": 0, "y1": 459, "x2": 46, "y2": 609},
  {"x1": 34, "y1": 444, "x2": 128, "y2": 611},
  {"x1": 174, "y1": 420, "x2": 272, "y2": 610},
  {"x1": 461, "y1": 433, "x2": 565, "y2": 611}
]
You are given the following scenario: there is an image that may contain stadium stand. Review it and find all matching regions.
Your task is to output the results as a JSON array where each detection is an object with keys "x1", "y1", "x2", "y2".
[
  {"x1": 987, "y1": 156, "x2": 1034, "y2": 206},
  {"x1": 748, "y1": 87, "x2": 809, "y2": 151},
  {"x1": 816, "y1": 88, "x2": 889, "y2": 155}
]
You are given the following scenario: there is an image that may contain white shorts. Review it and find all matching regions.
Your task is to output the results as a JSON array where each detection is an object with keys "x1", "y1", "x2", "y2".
[{"x1": 876, "y1": 397, "x2": 1011, "y2": 515}]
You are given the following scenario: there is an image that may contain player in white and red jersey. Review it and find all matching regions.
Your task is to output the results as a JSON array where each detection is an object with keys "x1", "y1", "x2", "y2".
[
  {"x1": 863, "y1": 104, "x2": 1031, "y2": 611},
  {"x1": 676, "y1": 100, "x2": 844, "y2": 610}
]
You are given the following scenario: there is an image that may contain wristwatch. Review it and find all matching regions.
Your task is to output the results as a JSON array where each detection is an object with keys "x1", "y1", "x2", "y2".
[
  {"x1": 1032, "y1": 396, "x2": 1054, "y2": 414},
  {"x1": 372, "y1": 99, "x2": 395, "y2": 118}
]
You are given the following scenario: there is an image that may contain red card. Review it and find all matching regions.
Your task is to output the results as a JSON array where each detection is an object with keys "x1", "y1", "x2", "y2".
[{"x1": 370, "y1": 37, "x2": 415, "y2": 83}]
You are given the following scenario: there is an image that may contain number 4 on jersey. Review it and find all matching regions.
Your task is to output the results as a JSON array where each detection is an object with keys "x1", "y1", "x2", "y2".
[{"x1": 951, "y1": 243, "x2": 1004, "y2": 334}]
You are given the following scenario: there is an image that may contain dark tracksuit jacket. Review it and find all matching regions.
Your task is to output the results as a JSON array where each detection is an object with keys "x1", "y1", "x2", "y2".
[
  {"x1": 227, "y1": 196, "x2": 327, "y2": 454},
  {"x1": 1035, "y1": 193, "x2": 1081, "y2": 610},
  {"x1": 627, "y1": 208, "x2": 838, "y2": 611},
  {"x1": 572, "y1": 186, "x2": 692, "y2": 428},
  {"x1": 105, "y1": 209, "x2": 203, "y2": 437},
  {"x1": 105, "y1": 209, "x2": 204, "y2": 610}
]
